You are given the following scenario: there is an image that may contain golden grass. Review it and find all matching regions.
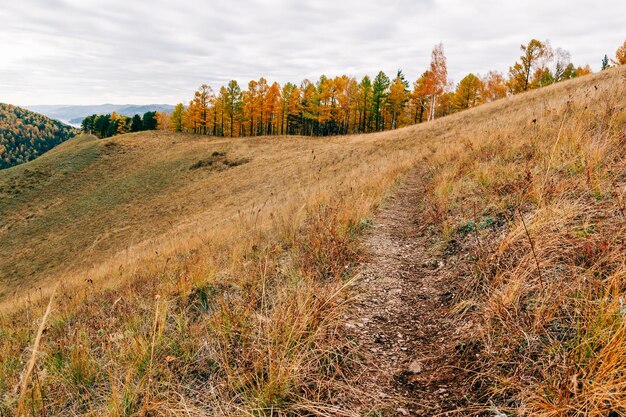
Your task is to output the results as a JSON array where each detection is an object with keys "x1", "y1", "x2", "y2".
[
  {"x1": 415, "y1": 66, "x2": 626, "y2": 415},
  {"x1": 0, "y1": 66, "x2": 624, "y2": 415}
]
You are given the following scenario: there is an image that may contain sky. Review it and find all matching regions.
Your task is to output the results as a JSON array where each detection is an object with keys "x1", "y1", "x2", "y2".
[{"x1": 0, "y1": 0, "x2": 624, "y2": 105}]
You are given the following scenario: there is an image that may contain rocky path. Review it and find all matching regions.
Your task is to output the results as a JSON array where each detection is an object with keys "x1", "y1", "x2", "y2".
[{"x1": 343, "y1": 169, "x2": 477, "y2": 416}]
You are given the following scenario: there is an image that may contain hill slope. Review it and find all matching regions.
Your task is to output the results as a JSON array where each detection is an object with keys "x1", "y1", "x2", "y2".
[
  {"x1": 0, "y1": 103, "x2": 77, "y2": 169},
  {"x1": 0, "y1": 66, "x2": 624, "y2": 416}
]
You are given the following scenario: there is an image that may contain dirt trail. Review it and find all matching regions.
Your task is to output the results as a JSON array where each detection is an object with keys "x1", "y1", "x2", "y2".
[{"x1": 343, "y1": 169, "x2": 477, "y2": 416}]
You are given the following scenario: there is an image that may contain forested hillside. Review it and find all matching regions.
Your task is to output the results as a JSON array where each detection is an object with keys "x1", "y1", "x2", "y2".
[{"x1": 0, "y1": 103, "x2": 77, "y2": 169}]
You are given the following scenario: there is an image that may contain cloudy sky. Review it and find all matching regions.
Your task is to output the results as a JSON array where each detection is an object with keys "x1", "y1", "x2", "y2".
[{"x1": 0, "y1": 0, "x2": 623, "y2": 105}]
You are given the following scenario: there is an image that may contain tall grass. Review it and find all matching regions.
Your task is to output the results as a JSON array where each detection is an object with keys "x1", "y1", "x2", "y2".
[{"x1": 416, "y1": 67, "x2": 626, "y2": 415}]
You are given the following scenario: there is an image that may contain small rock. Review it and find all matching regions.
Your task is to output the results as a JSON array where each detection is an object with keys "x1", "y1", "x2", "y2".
[
  {"x1": 396, "y1": 407, "x2": 409, "y2": 416},
  {"x1": 409, "y1": 359, "x2": 423, "y2": 374}
]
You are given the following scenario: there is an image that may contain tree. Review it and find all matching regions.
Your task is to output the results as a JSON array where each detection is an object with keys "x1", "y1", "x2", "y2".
[
  {"x1": 193, "y1": 84, "x2": 213, "y2": 134},
  {"x1": 552, "y1": 47, "x2": 571, "y2": 82},
  {"x1": 508, "y1": 39, "x2": 548, "y2": 93},
  {"x1": 286, "y1": 84, "x2": 301, "y2": 135},
  {"x1": 225, "y1": 80, "x2": 242, "y2": 137},
  {"x1": 256, "y1": 78, "x2": 269, "y2": 135},
  {"x1": 156, "y1": 112, "x2": 171, "y2": 131},
  {"x1": 300, "y1": 79, "x2": 317, "y2": 136},
  {"x1": 142, "y1": 112, "x2": 157, "y2": 130},
  {"x1": 427, "y1": 43, "x2": 448, "y2": 120},
  {"x1": 217, "y1": 86, "x2": 227, "y2": 136},
  {"x1": 358, "y1": 75, "x2": 372, "y2": 132},
  {"x1": 280, "y1": 83, "x2": 295, "y2": 135},
  {"x1": 409, "y1": 71, "x2": 430, "y2": 124},
  {"x1": 576, "y1": 65, "x2": 592, "y2": 76},
  {"x1": 454, "y1": 73, "x2": 484, "y2": 110},
  {"x1": 613, "y1": 40, "x2": 626, "y2": 65},
  {"x1": 482, "y1": 71, "x2": 507, "y2": 102},
  {"x1": 388, "y1": 75, "x2": 408, "y2": 129},
  {"x1": 264, "y1": 82, "x2": 281, "y2": 135},
  {"x1": 601, "y1": 54, "x2": 610, "y2": 70},
  {"x1": 131, "y1": 114, "x2": 143, "y2": 132},
  {"x1": 243, "y1": 80, "x2": 259, "y2": 136},
  {"x1": 371, "y1": 71, "x2": 390, "y2": 131},
  {"x1": 170, "y1": 103, "x2": 184, "y2": 132}
]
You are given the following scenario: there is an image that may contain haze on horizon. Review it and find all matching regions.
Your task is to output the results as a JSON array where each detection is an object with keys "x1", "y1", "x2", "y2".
[{"x1": 0, "y1": 0, "x2": 623, "y2": 106}]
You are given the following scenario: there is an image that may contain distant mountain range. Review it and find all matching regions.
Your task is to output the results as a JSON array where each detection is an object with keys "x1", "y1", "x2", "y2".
[{"x1": 25, "y1": 104, "x2": 175, "y2": 126}]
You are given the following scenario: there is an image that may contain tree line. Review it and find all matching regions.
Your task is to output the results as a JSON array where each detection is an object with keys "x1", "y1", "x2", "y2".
[
  {"x1": 82, "y1": 39, "x2": 626, "y2": 139},
  {"x1": 81, "y1": 111, "x2": 160, "y2": 139},
  {"x1": 0, "y1": 103, "x2": 77, "y2": 169}
]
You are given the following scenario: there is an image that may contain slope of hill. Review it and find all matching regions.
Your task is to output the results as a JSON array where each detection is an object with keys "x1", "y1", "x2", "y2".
[
  {"x1": 0, "y1": 103, "x2": 77, "y2": 169},
  {"x1": 0, "y1": 66, "x2": 624, "y2": 416},
  {"x1": 26, "y1": 103, "x2": 175, "y2": 125}
]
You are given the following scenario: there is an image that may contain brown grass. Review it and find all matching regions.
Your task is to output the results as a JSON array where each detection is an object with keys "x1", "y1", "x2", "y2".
[
  {"x1": 0, "y1": 66, "x2": 624, "y2": 415},
  {"x1": 412, "y1": 66, "x2": 626, "y2": 415}
]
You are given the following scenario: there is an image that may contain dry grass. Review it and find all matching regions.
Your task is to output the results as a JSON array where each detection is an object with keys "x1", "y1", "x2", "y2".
[
  {"x1": 412, "y1": 66, "x2": 626, "y2": 415},
  {"x1": 0, "y1": 66, "x2": 624, "y2": 415}
]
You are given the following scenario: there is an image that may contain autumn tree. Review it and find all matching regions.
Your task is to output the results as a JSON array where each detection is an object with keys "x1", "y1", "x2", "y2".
[
  {"x1": 482, "y1": 71, "x2": 507, "y2": 102},
  {"x1": 256, "y1": 78, "x2": 269, "y2": 135},
  {"x1": 427, "y1": 43, "x2": 448, "y2": 120},
  {"x1": 614, "y1": 40, "x2": 626, "y2": 65},
  {"x1": 576, "y1": 65, "x2": 592, "y2": 76},
  {"x1": 264, "y1": 82, "x2": 281, "y2": 135},
  {"x1": 388, "y1": 73, "x2": 408, "y2": 129},
  {"x1": 170, "y1": 103, "x2": 184, "y2": 132},
  {"x1": 340, "y1": 76, "x2": 359, "y2": 134},
  {"x1": 183, "y1": 99, "x2": 199, "y2": 133},
  {"x1": 508, "y1": 39, "x2": 548, "y2": 93},
  {"x1": 156, "y1": 111, "x2": 171, "y2": 131},
  {"x1": 409, "y1": 71, "x2": 430, "y2": 124},
  {"x1": 217, "y1": 86, "x2": 227, "y2": 136},
  {"x1": 454, "y1": 73, "x2": 484, "y2": 110},
  {"x1": 243, "y1": 80, "x2": 259, "y2": 136},
  {"x1": 194, "y1": 84, "x2": 213, "y2": 134}
]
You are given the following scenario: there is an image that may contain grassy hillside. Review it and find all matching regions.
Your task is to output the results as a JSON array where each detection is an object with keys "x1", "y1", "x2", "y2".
[
  {"x1": 0, "y1": 103, "x2": 77, "y2": 169},
  {"x1": 0, "y1": 127, "x2": 426, "y2": 308},
  {"x1": 0, "y1": 66, "x2": 624, "y2": 416}
]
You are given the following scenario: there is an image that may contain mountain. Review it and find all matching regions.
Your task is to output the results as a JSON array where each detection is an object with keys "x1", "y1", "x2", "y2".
[
  {"x1": 0, "y1": 103, "x2": 77, "y2": 169},
  {"x1": 25, "y1": 103, "x2": 175, "y2": 126}
]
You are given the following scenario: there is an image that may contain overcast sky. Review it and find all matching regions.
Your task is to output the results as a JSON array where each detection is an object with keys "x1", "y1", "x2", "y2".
[{"x1": 0, "y1": 0, "x2": 623, "y2": 105}]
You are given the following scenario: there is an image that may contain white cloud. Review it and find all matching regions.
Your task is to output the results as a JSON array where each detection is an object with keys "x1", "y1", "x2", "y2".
[{"x1": 0, "y1": 0, "x2": 623, "y2": 105}]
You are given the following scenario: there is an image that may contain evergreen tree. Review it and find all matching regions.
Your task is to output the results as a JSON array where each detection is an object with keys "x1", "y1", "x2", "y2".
[
  {"x1": 371, "y1": 71, "x2": 390, "y2": 131},
  {"x1": 225, "y1": 80, "x2": 243, "y2": 137},
  {"x1": 131, "y1": 114, "x2": 143, "y2": 132},
  {"x1": 142, "y1": 112, "x2": 157, "y2": 130},
  {"x1": 602, "y1": 54, "x2": 610, "y2": 70}
]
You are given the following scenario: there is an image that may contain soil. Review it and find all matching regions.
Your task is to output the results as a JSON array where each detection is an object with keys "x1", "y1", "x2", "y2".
[{"x1": 341, "y1": 169, "x2": 482, "y2": 416}]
